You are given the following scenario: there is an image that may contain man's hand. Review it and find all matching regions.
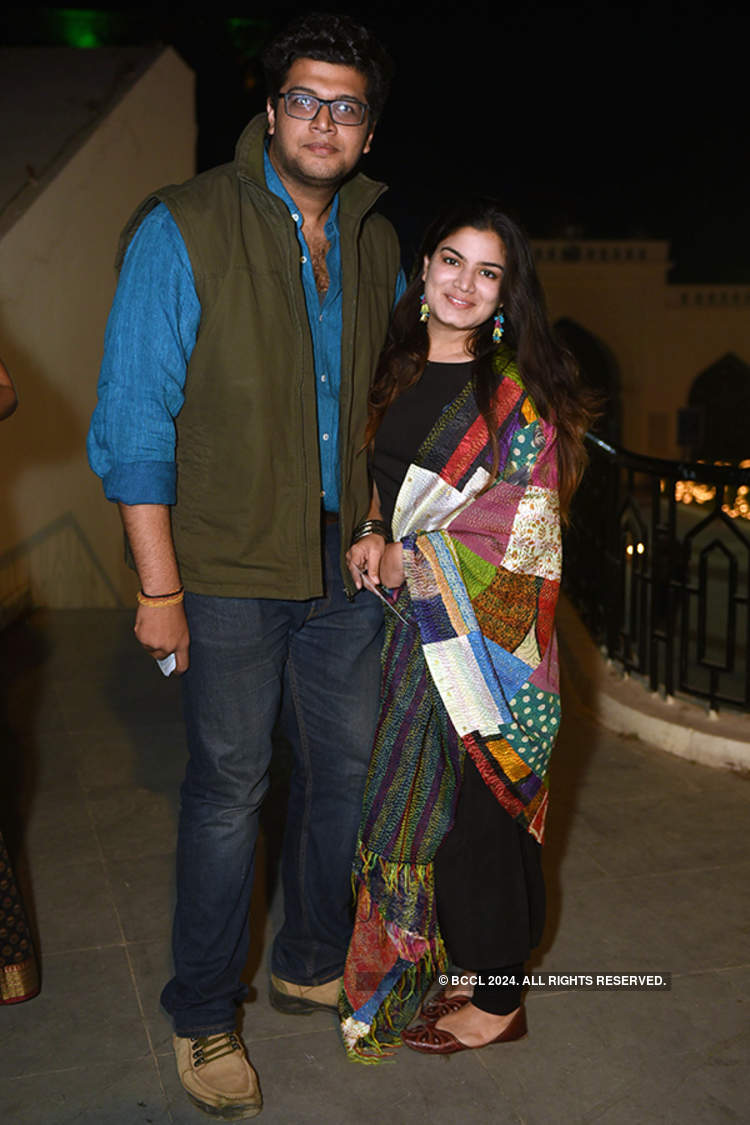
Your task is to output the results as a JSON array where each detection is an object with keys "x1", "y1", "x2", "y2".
[
  {"x1": 134, "y1": 601, "x2": 190, "y2": 673},
  {"x1": 117, "y1": 502, "x2": 189, "y2": 671},
  {"x1": 346, "y1": 532, "x2": 386, "y2": 589}
]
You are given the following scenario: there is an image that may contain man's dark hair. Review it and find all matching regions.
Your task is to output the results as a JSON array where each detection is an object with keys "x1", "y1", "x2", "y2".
[{"x1": 261, "y1": 12, "x2": 393, "y2": 120}]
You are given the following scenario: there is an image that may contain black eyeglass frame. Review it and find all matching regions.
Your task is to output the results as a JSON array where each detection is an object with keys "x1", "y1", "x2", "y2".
[{"x1": 278, "y1": 91, "x2": 370, "y2": 127}]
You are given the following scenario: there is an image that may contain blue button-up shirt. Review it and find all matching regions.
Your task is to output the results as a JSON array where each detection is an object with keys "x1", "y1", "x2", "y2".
[
  {"x1": 263, "y1": 150, "x2": 343, "y2": 509},
  {"x1": 87, "y1": 161, "x2": 404, "y2": 510},
  {"x1": 87, "y1": 202, "x2": 199, "y2": 505}
]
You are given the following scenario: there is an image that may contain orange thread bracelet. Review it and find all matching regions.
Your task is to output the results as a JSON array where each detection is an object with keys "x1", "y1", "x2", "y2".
[{"x1": 136, "y1": 587, "x2": 185, "y2": 608}]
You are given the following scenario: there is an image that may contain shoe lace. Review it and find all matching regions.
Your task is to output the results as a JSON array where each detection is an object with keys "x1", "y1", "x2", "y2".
[{"x1": 190, "y1": 1032, "x2": 241, "y2": 1067}]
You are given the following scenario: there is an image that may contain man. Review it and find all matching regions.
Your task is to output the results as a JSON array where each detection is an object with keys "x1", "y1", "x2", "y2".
[{"x1": 88, "y1": 14, "x2": 402, "y2": 1119}]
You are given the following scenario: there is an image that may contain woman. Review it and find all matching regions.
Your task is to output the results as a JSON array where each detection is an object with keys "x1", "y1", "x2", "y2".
[
  {"x1": 339, "y1": 198, "x2": 591, "y2": 1058},
  {"x1": 0, "y1": 355, "x2": 38, "y2": 1005},
  {"x1": 0, "y1": 833, "x2": 39, "y2": 1004}
]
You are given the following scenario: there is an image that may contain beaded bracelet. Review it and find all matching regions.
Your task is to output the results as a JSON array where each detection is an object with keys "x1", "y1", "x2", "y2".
[
  {"x1": 351, "y1": 518, "x2": 392, "y2": 545},
  {"x1": 136, "y1": 586, "x2": 185, "y2": 608}
]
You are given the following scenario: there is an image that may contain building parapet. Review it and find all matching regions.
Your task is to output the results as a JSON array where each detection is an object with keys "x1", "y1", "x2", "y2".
[
  {"x1": 532, "y1": 240, "x2": 669, "y2": 265},
  {"x1": 666, "y1": 286, "x2": 750, "y2": 309}
]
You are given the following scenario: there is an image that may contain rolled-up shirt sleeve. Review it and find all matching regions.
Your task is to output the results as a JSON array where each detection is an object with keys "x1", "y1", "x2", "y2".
[{"x1": 87, "y1": 203, "x2": 200, "y2": 504}]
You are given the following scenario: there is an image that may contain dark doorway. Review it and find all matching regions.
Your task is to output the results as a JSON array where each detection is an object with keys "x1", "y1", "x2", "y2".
[{"x1": 688, "y1": 353, "x2": 750, "y2": 462}]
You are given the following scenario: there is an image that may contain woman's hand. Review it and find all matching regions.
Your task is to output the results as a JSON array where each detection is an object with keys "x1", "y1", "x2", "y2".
[
  {"x1": 379, "y1": 542, "x2": 404, "y2": 589},
  {"x1": 346, "y1": 532, "x2": 386, "y2": 589}
]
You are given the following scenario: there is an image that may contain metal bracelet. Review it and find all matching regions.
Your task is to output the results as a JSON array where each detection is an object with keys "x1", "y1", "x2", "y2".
[{"x1": 351, "y1": 518, "x2": 392, "y2": 545}]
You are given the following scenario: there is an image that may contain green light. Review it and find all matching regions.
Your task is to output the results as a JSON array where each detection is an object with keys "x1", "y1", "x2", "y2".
[
  {"x1": 54, "y1": 10, "x2": 112, "y2": 49},
  {"x1": 74, "y1": 30, "x2": 99, "y2": 49},
  {"x1": 226, "y1": 16, "x2": 272, "y2": 56}
]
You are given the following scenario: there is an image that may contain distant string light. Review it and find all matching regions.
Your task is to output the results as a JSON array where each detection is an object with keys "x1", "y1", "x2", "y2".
[{"x1": 673, "y1": 460, "x2": 750, "y2": 520}]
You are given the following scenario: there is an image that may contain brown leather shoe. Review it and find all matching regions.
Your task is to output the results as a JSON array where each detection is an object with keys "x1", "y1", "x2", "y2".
[
  {"x1": 402, "y1": 1006, "x2": 528, "y2": 1054},
  {"x1": 269, "y1": 973, "x2": 341, "y2": 1015},
  {"x1": 173, "y1": 1032, "x2": 262, "y2": 1118},
  {"x1": 420, "y1": 988, "x2": 471, "y2": 1022}
]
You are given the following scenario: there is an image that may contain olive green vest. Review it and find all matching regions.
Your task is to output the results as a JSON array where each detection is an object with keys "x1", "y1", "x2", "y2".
[{"x1": 119, "y1": 114, "x2": 401, "y2": 599}]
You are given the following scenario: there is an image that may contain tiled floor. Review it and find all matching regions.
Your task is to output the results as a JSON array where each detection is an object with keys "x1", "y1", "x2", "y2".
[{"x1": 1, "y1": 609, "x2": 748, "y2": 1124}]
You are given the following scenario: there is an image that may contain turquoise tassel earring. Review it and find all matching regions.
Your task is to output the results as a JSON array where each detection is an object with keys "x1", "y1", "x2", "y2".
[
  {"x1": 492, "y1": 308, "x2": 504, "y2": 343},
  {"x1": 419, "y1": 293, "x2": 430, "y2": 323}
]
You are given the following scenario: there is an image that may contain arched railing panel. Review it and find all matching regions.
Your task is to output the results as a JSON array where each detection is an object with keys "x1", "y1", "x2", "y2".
[{"x1": 564, "y1": 435, "x2": 750, "y2": 711}]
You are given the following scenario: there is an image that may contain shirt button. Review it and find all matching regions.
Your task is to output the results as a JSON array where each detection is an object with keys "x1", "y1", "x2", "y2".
[
  {"x1": 322, "y1": 433, "x2": 330, "y2": 441},
  {"x1": 319, "y1": 314, "x2": 323, "y2": 322},
  {"x1": 291, "y1": 212, "x2": 299, "y2": 221},
  {"x1": 320, "y1": 374, "x2": 327, "y2": 383},
  {"x1": 300, "y1": 255, "x2": 307, "y2": 264}
]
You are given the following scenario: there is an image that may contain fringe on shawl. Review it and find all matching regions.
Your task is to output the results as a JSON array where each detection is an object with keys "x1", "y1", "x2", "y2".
[{"x1": 340, "y1": 844, "x2": 448, "y2": 1063}]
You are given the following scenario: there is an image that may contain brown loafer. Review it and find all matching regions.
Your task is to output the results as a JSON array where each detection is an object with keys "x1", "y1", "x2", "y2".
[
  {"x1": 420, "y1": 988, "x2": 471, "y2": 1022},
  {"x1": 402, "y1": 1006, "x2": 528, "y2": 1054}
]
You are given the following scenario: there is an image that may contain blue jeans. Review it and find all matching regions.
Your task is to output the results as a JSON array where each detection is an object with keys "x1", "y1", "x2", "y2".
[{"x1": 160, "y1": 522, "x2": 384, "y2": 1036}]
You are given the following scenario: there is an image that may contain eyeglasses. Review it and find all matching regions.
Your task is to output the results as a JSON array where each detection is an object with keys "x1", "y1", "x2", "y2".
[{"x1": 279, "y1": 91, "x2": 369, "y2": 126}]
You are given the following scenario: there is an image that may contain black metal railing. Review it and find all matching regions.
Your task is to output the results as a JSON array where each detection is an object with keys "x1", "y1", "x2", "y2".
[{"x1": 563, "y1": 434, "x2": 750, "y2": 712}]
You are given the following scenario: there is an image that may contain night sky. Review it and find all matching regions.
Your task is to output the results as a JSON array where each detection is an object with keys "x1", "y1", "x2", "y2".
[{"x1": 4, "y1": 2, "x2": 750, "y2": 281}]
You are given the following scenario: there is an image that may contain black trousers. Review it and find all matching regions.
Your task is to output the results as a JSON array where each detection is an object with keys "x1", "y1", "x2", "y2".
[{"x1": 434, "y1": 755, "x2": 545, "y2": 1015}]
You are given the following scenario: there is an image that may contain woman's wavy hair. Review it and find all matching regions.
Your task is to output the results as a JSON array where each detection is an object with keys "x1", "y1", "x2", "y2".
[{"x1": 365, "y1": 198, "x2": 597, "y2": 519}]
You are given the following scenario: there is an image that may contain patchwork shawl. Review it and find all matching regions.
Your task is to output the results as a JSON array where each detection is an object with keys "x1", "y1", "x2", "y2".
[{"x1": 340, "y1": 346, "x2": 562, "y2": 1059}]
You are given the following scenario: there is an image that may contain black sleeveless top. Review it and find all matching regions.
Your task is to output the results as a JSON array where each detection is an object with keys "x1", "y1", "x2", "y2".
[{"x1": 371, "y1": 360, "x2": 473, "y2": 531}]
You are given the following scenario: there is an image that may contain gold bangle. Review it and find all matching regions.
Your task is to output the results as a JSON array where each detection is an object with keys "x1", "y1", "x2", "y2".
[{"x1": 137, "y1": 587, "x2": 185, "y2": 608}]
